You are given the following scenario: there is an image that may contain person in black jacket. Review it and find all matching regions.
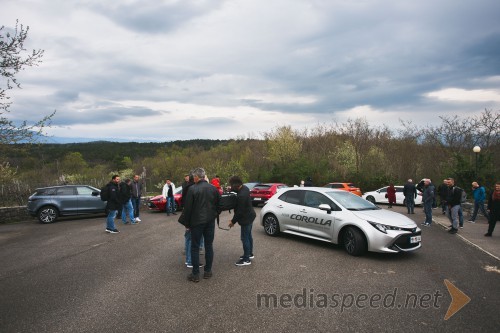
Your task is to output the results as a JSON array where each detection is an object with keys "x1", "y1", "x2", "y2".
[
  {"x1": 228, "y1": 176, "x2": 257, "y2": 266},
  {"x1": 403, "y1": 179, "x2": 417, "y2": 214},
  {"x1": 485, "y1": 182, "x2": 500, "y2": 236},
  {"x1": 183, "y1": 167, "x2": 220, "y2": 282},
  {"x1": 446, "y1": 178, "x2": 463, "y2": 234},
  {"x1": 105, "y1": 175, "x2": 121, "y2": 233}
]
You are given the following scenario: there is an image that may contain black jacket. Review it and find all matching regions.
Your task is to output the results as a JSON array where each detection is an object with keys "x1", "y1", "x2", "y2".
[
  {"x1": 131, "y1": 181, "x2": 142, "y2": 198},
  {"x1": 446, "y1": 186, "x2": 462, "y2": 206},
  {"x1": 231, "y1": 185, "x2": 257, "y2": 226},
  {"x1": 183, "y1": 179, "x2": 220, "y2": 228},
  {"x1": 487, "y1": 191, "x2": 500, "y2": 220},
  {"x1": 119, "y1": 182, "x2": 132, "y2": 204},
  {"x1": 106, "y1": 182, "x2": 121, "y2": 210},
  {"x1": 403, "y1": 182, "x2": 417, "y2": 199},
  {"x1": 181, "y1": 180, "x2": 194, "y2": 207}
]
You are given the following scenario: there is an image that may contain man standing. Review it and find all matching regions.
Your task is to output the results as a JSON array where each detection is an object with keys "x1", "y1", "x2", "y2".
[
  {"x1": 403, "y1": 179, "x2": 417, "y2": 214},
  {"x1": 422, "y1": 179, "x2": 434, "y2": 227},
  {"x1": 120, "y1": 178, "x2": 135, "y2": 224},
  {"x1": 446, "y1": 178, "x2": 463, "y2": 234},
  {"x1": 469, "y1": 181, "x2": 490, "y2": 223},
  {"x1": 131, "y1": 175, "x2": 143, "y2": 222},
  {"x1": 228, "y1": 176, "x2": 257, "y2": 266},
  {"x1": 485, "y1": 182, "x2": 500, "y2": 237},
  {"x1": 438, "y1": 179, "x2": 449, "y2": 215},
  {"x1": 162, "y1": 178, "x2": 176, "y2": 216},
  {"x1": 183, "y1": 168, "x2": 220, "y2": 282},
  {"x1": 104, "y1": 175, "x2": 121, "y2": 233}
]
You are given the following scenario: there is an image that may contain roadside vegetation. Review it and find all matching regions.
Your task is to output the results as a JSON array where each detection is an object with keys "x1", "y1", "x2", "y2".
[{"x1": 1, "y1": 110, "x2": 498, "y2": 206}]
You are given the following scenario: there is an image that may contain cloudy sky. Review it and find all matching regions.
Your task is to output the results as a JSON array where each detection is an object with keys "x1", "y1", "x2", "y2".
[{"x1": 2, "y1": 0, "x2": 500, "y2": 142}]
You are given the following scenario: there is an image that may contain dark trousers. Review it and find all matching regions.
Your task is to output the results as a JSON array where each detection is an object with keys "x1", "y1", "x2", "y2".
[
  {"x1": 132, "y1": 197, "x2": 141, "y2": 218},
  {"x1": 487, "y1": 217, "x2": 498, "y2": 235},
  {"x1": 240, "y1": 223, "x2": 254, "y2": 260},
  {"x1": 190, "y1": 221, "x2": 215, "y2": 276}
]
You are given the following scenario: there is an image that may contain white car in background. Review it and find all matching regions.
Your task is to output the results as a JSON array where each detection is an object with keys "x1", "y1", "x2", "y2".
[
  {"x1": 260, "y1": 187, "x2": 421, "y2": 256},
  {"x1": 362, "y1": 186, "x2": 423, "y2": 206}
]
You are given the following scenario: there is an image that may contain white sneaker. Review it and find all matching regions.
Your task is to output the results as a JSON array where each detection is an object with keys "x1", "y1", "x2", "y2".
[{"x1": 135, "y1": 217, "x2": 141, "y2": 222}]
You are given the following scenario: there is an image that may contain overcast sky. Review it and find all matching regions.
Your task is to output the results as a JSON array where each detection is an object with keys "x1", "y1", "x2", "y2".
[{"x1": 2, "y1": 0, "x2": 500, "y2": 142}]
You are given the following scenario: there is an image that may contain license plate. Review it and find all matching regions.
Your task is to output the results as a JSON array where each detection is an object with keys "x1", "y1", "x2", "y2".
[
  {"x1": 410, "y1": 235, "x2": 421, "y2": 243},
  {"x1": 253, "y1": 198, "x2": 261, "y2": 201}
]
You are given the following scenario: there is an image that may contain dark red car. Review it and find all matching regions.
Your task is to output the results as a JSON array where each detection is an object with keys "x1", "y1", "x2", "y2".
[{"x1": 250, "y1": 183, "x2": 288, "y2": 206}]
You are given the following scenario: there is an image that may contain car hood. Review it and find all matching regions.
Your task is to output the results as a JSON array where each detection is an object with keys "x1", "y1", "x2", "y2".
[
  {"x1": 150, "y1": 195, "x2": 164, "y2": 201},
  {"x1": 351, "y1": 209, "x2": 416, "y2": 227}
]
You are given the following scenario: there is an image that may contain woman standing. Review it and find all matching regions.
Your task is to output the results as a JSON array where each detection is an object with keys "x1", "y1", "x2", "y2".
[
  {"x1": 387, "y1": 183, "x2": 397, "y2": 208},
  {"x1": 485, "y1": 182, "x2": 500, "y2": 237}
]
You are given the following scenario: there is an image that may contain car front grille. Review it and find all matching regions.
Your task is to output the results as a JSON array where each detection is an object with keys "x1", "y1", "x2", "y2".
[{"x1": 390, "y1": 231, "x2": 421, "y2": 250}]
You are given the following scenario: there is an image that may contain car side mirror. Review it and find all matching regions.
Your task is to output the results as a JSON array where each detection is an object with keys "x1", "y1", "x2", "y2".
[{"x1": 318, "y1": 204, "x2": 332, "y2": 214}]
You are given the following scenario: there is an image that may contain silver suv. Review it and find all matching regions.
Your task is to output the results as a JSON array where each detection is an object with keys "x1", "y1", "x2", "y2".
[{"x1": 27, "y1": 185, "x2": 107, "y2": 223}]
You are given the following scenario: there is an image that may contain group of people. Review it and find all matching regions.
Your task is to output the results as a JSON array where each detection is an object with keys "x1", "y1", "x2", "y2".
[
  {"x1": 103, "y1": 174, "x2": 143, "y2": 233},
  {"x1": 178, "y1": 168, "x2": 257, "y2": 283},
  {"x1": 401, "y1": 177, "x2": 499, "y2": 236}
]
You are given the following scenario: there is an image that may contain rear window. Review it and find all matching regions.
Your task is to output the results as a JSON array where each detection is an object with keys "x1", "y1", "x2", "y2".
[
  {"x1": 347, "y1": 184, "x2": 357, "y2": 188},
  {"x1": 35, "y1": 188, "x2": 57, "y2": 196},
  {"x1": 253, "y1": 185, "x2": 271, "y2": 191}
]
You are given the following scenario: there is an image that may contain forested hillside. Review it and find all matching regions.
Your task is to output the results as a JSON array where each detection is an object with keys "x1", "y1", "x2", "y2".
[{"x1": 1, "y1": 111, "x2": 498, "y2": 206}]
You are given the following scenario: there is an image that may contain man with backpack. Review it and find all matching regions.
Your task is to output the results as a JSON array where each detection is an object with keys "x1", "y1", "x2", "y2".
[
  {"x1": 227, "y1": 176, "x2": 257, "y2": 266},
  {"x1": 102, "y1": 175, "x2": 121, "y2": 234}
]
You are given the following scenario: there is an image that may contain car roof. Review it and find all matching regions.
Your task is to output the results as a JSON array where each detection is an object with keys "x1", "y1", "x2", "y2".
[
  {"x1": 35, "y1": 185, "x2": 90, "y2": 190},
  {"x1": 281, "y1": 187, "x2": 344, "y2": 193}
]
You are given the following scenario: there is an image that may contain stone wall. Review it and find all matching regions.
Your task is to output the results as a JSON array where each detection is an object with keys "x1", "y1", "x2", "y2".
[{"x1": 0, "y1": 206, "x2": 34, "y2": 224}]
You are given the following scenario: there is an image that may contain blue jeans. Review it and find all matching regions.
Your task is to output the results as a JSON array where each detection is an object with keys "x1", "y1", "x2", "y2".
[
  {"x1": 448, "y1": 205, "x2": 460, "y2": 229},
  {"x1": 106, "y1": 210, "x2": 118, "y2": 230},
  {"x1": 131, "y1": 197, "x2": 141, "y2": 218},
  {"x1": 405, "y1": 196, "x2": 415, "y2": 214},
  {"x1": 471, "y1": 201, "x2": 490, "y2": 221},
  {"x1": 241, "y1": 223, "x2": 254, "y2": 261},
  {"x1": 424, "y1": 201, "x2": 433, "y2": 224},
  {"x1": 121, "y1": 199, "x2": 135, "y2": 223},
  {"x1": 166, "y1": 197, "x2": 175, "y2": 214},
  {"x1": 185, "y1": 230, "x2": 205, "y2": 265},
  {"x1": 190, "y1": 222, "x2": 215, "y2": 276}
]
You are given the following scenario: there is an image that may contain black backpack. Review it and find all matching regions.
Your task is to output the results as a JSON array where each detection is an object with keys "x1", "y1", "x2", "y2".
[{"x1": 100, "y1": 185, "x2": 109, "y2": 201}]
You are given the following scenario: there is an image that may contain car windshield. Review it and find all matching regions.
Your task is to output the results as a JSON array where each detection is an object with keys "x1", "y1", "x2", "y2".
[
  {"x1": 253, "y1": 185, "x2": 271, "y2": 191},
  {"x1": 326, "y1": 191, "x2": 379, "y2": 211}
]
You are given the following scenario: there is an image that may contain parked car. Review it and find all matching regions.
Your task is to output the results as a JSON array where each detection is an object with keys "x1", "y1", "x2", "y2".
[
  {"x1": 147, "y1": 186, "x2": 183, "y2": 212},
  {"x1": 362, "y1": 186, "x2": 423, "y2": 206},
  {"x1": 250, "y1": 183, "x2": 288, "y2": 206},
  {"x1": 260, "y1": 187, "x2": 421, "y2": 256},
  {"x1": 323, "y1": 182, "x2": 362, "y2": 196},
  {"x1": 27, "y1": 185, "x2": 107, "y2": 223}
]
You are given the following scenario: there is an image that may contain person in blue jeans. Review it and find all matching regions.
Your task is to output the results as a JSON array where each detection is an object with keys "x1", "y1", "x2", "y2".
[
  {"x1": 120, "y1": 178, "x2": 136, "y2": 224},
  {"x1": 104, "y1": 175, "x2": 121, "y2": 233},
  {"x1": 162, "y1": 178, "x2": 177, "y2": 216},
  {"x1": 228, "y1": 175, "x2": 257, "y2": 266}
]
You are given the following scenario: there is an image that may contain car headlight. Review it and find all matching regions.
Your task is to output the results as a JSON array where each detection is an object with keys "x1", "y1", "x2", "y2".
[{"x1": 368, "y1": 221, "x2": 403, "y2": 234}]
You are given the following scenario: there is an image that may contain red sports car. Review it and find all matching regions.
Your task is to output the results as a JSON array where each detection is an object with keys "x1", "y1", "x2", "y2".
[{"x1": 250, "y1": 183, "x2": 288, "y2": 206}]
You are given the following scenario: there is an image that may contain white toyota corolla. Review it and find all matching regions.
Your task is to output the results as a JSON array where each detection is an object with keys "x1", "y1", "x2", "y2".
[{"x1": 260, "y1": 187, "x2": 421, "y2": 256}]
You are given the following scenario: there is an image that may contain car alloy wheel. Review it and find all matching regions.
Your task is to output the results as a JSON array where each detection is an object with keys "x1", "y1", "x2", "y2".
[
  {"x1": 343, "y1": 226, "x2": 367, "y2": 256},
  {"x1": 263, "y1": 214, "x2": 280, "y2": 236},
  {"x1": 38, "y1": 206, "x2": 58, "y2": 223}
]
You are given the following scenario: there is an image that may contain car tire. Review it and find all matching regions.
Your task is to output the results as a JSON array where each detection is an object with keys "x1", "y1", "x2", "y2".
[
  {"x1": 342, "y1": 227, "x2": 367, "y2": 256},
  {"x1": 365, "y1": 195, "x2": 375, "y2": 204},
  {"x1": 263, "y1": 214, "x2": 280, "y2": 236},
  {"x1": 37, "y1": 206, "x2": 59, "y2": 223}
]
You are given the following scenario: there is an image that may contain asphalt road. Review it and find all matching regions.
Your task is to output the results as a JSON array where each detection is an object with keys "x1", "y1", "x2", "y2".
[{"x1": 0, "y1": 206, "x2": 499, "y2": 332}]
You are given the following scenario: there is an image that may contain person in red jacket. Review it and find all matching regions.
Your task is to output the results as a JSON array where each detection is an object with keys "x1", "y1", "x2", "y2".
[
  {"x1": 210, "y1": 175, "x2": 221, "y2": 192},
  {"x1": 387, "y1": 183, "x2": 397, "y2": 208}
]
